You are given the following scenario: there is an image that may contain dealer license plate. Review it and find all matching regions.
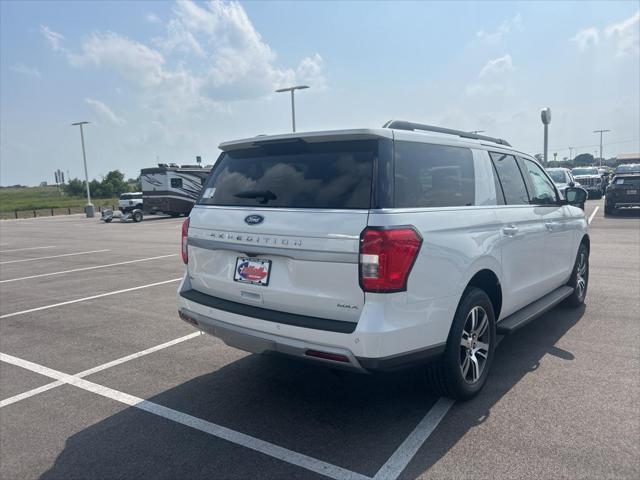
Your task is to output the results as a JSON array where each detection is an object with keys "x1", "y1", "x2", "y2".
[{"x1": 234, "y1": 257, "x2": 272, "y2": 286}]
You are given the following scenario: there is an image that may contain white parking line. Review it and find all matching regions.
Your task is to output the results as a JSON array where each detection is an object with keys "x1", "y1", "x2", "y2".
[
  {"x1": 0, "y1": 352, "x2": 369, "y2": 480},
  {"x1": 588, "y1": 206, "x2": 599, "y2": 225},
  {"x1": 0, "y1": 249, "x2": 110, "y2": 265},
  {"x1": 0, "y1": 245, "x2": 56, "y2": 253},
  {"x1": 0, "y1": 254, "x2": 178, "y2": 283},
  {"x1": 0, "y1": 278, "x2": 181, "y2": 319},
  {"x1": 0, "y1": 332, "x2": 201, "y2": 408},
  {"x1": 372, "y1": 397, "x2": 454, "y2": 480}
]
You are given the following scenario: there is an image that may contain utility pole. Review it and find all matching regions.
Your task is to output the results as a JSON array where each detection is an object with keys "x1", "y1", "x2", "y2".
[
  {"x1": 593, "y1": 129, "x2": 611, "y2": 167},
  {"x1": 569, "y1": 146, "x2": 573, "y2": 163},
  {"x1": 553, "y1": 152, "x2": 558, "y2": 163},
  {"x1": 275, "y1": 85, "x2": 310, "y2": 132},
  {"x1": 71, "y1": 121, "x2": 94, "y2": 218}
]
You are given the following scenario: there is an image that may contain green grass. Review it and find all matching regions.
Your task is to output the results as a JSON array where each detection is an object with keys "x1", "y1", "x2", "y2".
[{"x1": 0, "y1": 186, "x2": 118, "y2": 213}]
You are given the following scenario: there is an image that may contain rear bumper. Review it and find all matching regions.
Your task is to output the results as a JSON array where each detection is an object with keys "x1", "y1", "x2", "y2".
[{"x1": 178, "y1": 285, "x2": 451, "y2": 372}]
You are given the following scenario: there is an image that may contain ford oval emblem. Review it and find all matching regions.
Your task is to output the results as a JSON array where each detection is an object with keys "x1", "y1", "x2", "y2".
[{"x1": 244, "y1": 214, "x2": 264, "y2": 225}]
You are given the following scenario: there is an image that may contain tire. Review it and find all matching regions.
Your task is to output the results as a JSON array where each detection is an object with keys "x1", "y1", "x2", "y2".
[
  {"x1": 132, "y1": 211, "x2": 143, "y2": 223},
  {"x1": 104, "y1": 218, "x2": 112, "y2": 223},
  {"x1": 425, "y1": 287, "x2": 496, "y2": 400},
  {"x1": 170, "y1": 212, "x2": 181, "y2": 218},
  {"x1": 564, "y1": 243, "x2": 589, "y2": 307}
]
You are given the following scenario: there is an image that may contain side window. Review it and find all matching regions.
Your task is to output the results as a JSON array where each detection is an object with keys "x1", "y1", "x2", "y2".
[
  {"x1": 489, "y1": 152, "x2": 529, "y2": 205},
  {"x1": 394, "y1": 142, "x2": 475, "y2": 208},
  {"x1": 171, "y1": 178, "x2": 183, "y2": 188},
  {"x1": 523, "y1": 159, "x2": 558, "y2": 205}
]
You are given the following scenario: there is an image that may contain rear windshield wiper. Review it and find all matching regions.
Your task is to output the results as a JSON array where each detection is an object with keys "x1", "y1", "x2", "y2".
[{"x1": 234, "y1": 190, "x2": 278, "y2": 204}]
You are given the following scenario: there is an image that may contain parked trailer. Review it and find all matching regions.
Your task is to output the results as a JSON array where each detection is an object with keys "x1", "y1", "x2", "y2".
[{"x1": 140, "y1": 164, "x2": 211, "y2": 217}]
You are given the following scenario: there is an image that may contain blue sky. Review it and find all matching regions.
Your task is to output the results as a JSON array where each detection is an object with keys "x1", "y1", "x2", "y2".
[{"x1": 1, "y1": 0, "x2": 638, "y2": 186}]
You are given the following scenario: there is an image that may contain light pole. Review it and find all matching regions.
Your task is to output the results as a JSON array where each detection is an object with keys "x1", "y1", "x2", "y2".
[
  {"x1": 569, "y1": 146, "x2": 573, "y2": 163},
  {"x1": 540, "y1": 108, "x2": 552, "y2": 165},
  {"x1": 275, "y1": 85, "x2": 309, "y2": 132},
  {"x1": 593, "y1": 129, "x2": 611, "y2": 167},
  {"x1": 71, "y1": 121, "x2": 94, "y2": 218}
]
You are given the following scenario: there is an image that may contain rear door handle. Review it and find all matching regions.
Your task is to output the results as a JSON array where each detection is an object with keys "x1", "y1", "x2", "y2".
[{"x1": 502, "y1": 225, "x2": 519, "y2": 236}]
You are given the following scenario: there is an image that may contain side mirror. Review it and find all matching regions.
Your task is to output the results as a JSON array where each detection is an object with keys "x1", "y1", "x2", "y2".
[
  {"x1": 568, "y1": 181, "x2": 575, "y2": 188},
  {"x1": 565, "y1": 187, "x2": 587, "y2": 210}
]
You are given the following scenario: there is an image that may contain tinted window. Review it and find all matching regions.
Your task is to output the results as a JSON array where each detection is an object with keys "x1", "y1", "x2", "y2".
[
  {"x1": 171, "y1": 178, "x2": 183, "y2": 188},
  {"x1": 572, "y1": 168, "x2": 599, "y2": 176},
  {"x1": 524, "y1": 159, "x2": 558, "y2": 205},
  {"x1": 490, "y1": 152, "x2": 529, "y2": 205},
  {"x1": 199, "y1": 140, "x2": 375, "y2": 209},
  {"x1": 394, "y1": 142, "x2": 475, "y2": 208},
  {"x1": 615, "y1": 176, "x2": 640, "y2": 186}
]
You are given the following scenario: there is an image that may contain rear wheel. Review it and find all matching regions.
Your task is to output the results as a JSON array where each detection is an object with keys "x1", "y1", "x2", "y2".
[
  {"x1": 564, "y1": 243, "x2": 589, "y2": 307},
  {"x1": 132, "y1": 210, "x2": 143, "y2": 223},
  {"x1": 170, "y1": 212, "x2": 181, "y2": 217},
  {"x1": 426, "y1": 287, "x2": 496, "y2": 400}
]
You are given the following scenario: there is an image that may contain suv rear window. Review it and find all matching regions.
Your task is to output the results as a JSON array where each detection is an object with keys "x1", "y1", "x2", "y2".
[
  {"x1": 199, "y1": 140, "x2": 376, "y2": 209},
  {"x1": 394, "y1": 142, "x2": 475, "y2": 208},
  {"x1": 615, "y1": 176, "x2": 640, "y2": 186}
]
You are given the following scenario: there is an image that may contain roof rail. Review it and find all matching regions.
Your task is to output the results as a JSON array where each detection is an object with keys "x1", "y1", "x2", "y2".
[{"x1": 382, "y1": 120, "x2": 511, "y2": 147}]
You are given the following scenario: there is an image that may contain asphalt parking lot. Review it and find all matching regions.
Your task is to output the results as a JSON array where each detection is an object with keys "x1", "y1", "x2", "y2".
[{"x1": 0, "y1": 200, "x2": 638, "y2": 480}]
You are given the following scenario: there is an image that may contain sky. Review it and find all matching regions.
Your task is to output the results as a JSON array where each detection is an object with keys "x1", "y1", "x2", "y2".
[{"x1": 1, "y1": 0, "x2": 639, "y2": 186}]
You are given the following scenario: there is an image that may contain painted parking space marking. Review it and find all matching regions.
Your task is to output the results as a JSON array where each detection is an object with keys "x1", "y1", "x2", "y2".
[
  {"x1": 588, "y1": 206, "x2": 599, "y2": 225},
  {"x1": 0, "y1": 254, "x2": 178, "y2": 283},
  {"x1": 372, "y1": 397, "x2": 454, "y2": 480},
  {"x1": 0, "y1": 352, "x2": 370, "y2": 480},
  {"x1": 0, "y1": 332, "x2": 201, "y2": 408},
  {"x1": 0, "y1": 278, "x2": 181, "y2": 319},
  {"x1": 0, "y1": 245, "x2": 56, "y2": 253},
  {"x1": 0, "y1": 249, "x2": 110, "y2": 265}
]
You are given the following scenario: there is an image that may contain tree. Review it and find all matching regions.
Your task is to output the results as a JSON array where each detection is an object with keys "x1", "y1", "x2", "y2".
[
  {"x1": 101, "y1": 170, "x2": 128, "y2": 197},
  {"x1": 573, "y1": 153, "x2": 594, "y2": 166},
  {"x1": 63, "y1": 178, "x2": 85, "y2": 196}
]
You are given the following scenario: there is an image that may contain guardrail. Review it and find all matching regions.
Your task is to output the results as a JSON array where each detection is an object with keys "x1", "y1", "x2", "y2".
[{"x1": 0, "y1": 205, "x2": 117, "y2": 220}]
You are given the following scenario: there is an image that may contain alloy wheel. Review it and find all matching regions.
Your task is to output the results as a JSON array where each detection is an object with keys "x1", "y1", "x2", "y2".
[{"x1": 460, "y1": 306, "x2": 490, "y2": 384}]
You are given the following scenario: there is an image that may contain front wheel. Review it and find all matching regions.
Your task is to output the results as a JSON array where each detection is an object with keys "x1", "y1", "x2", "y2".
[
  {"x1": 426, "y1": 287, "x2": 496, "y2": 400},
  {"x1": 132, "y1": 211, "x2": 143, "y2": 223},
  {"x1": 564, "y1": 243, "x2": 589, "y2": 307}
]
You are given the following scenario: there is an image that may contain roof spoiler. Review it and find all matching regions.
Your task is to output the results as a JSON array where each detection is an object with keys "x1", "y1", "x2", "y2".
[{"x1": 382, "y1": 120, "x2": 511, "y2": 147}]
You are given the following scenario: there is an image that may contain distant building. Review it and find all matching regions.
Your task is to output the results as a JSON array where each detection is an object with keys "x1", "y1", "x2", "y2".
[{"x1": 616, "y1": 153, "x2": 640, "y2": 164}]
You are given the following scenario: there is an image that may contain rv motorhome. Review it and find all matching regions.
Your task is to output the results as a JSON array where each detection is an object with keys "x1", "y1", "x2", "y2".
[{"x1": 140, "y1": 163, "x2": 212, "y2": 216}]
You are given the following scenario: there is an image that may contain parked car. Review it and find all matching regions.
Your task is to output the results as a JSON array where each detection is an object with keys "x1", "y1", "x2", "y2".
[
  {"x1": 545, "y1": 167, "x2": 580, "y2": 196},
  {"x1": 605, "y1": 173, "x2": 640, "y2": 215},
  {"x1": 571, "y1": 167, "x2": 604, "y2": 199},
  {"x1": 118, "y1": 192, "x2": 143, "y2": 213},
  {"x1": 177, "y1": 121, "x2": 589, "y2": 400}
]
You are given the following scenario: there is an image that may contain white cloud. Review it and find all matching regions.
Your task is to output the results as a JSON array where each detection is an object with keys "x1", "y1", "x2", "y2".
[
  {"x1": 40, "y1": 25, "x2": 66, "y2": 52},
  {"x1": 570, "y1": 11, "x2": 639, "y2": 56},
  {"x1": 605, "y1": 10, "x2": 639, "y2": 56},
  {"x1": 571, "y1": 27, "x2": 600, "y2": 51},
  {"x1": 476, "y1": 13, "x2": 522, "y2": 42},
  {"x1": 85, "y1": 98, "x2": 125, "y2": 125},
  {"x1": 46, "y1": 1, "x2": 325, "y2": 108},
  {"x1": 145, "y1": 13, "x2": 161, "y2": 24},
  {"x1": 10, "y1": 63, "x2": 41, "y2": 79},
  {"x1": 69, "y1": 32, "x2": 167, "y2": 87},
  {"x1": 479, "y1": 54, "x2": 513, "y2": 78}
]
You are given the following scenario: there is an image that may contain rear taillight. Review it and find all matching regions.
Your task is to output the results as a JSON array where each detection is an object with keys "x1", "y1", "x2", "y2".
[
  {"x1": 181, "y1": 218, "x2": 190, "y2": 264},
  {"x1": 359, "y1": 226, "x2": 422, "y2": 293}
]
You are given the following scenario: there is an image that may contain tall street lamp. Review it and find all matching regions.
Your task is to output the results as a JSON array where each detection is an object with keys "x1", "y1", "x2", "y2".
[
  {"x1": 71, "y1": 121, "x2": 94, "y2": 218},
  {"x1": 275, "y1": 85, "x2": 309, "y2": 132},
  {"x1": 541, "y1": 108, "x2": 552, "y2": 165},
  {"x1": 593, "y1": 129, "x2": 611, "y2": 167}
]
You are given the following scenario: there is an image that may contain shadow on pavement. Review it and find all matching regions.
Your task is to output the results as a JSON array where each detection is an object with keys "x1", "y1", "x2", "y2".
[{"x1": 40, "y1": 305, "x2": 585, "y2": 479}]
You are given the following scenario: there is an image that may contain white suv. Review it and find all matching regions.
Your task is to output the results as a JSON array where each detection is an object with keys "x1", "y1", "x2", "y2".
[{"x1": 177, "y1": 121, "x2": 589, "y2": 400}]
